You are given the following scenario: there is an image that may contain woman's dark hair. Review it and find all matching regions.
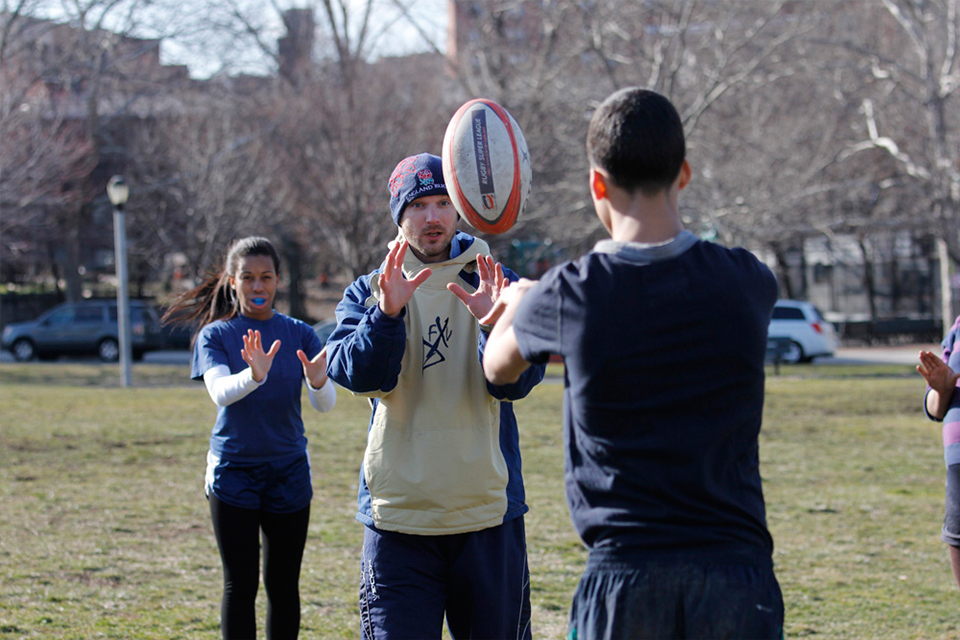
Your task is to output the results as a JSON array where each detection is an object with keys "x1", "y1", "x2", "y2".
[
  {"x1": 587, "y1": 87, "x2": 686, "y2": 196},
  {"x1": 161, "y1": 237, "x2": 281, "y2": 332}
]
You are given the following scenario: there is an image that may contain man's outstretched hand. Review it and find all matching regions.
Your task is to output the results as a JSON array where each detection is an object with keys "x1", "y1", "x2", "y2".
[
  {"x1": 378, "y1": 239, "x2": 432, "y2": 318},
  {"x1": 448, "y1": 254, "x2": 507, "y2": 322}
]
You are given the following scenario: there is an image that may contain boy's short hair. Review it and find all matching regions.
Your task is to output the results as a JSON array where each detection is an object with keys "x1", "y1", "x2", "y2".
[{"x1": 587, "y1": 88, "x2": 686, "y2": 196}]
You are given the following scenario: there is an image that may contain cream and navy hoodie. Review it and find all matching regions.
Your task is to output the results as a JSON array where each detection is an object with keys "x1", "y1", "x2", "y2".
[{"x1": 326, "y1": 231, "x2": 546, "y2": 535}]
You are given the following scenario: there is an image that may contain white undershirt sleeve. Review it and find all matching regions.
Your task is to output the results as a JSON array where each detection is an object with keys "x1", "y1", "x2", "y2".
[
  {"x1": 203, "y1": 364, "x2": 265, "y2": 406},
  {"x1": 306, "y1": 378, "x2": 337, "y2": 412},
  {"x1": 204, "y1": 363, "x2": 337, "y2": 412}
]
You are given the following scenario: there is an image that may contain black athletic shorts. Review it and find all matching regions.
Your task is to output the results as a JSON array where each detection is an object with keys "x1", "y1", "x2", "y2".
[{"x1": 568, "y1": 549, "x2": 783, "y2": 640}]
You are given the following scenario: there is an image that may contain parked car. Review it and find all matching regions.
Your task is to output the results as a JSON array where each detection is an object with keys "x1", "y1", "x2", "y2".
[
  {"x1": 312, "y1": 319, "x2": 338, "y2": 348},
  {"x1": 1, "y1": 299, "x2": 163, "y2": 362},
  {"x1": 155, "y1": 306, "x2": 196, "y2": 351},
  {"x1": 767, "y1": 299, "x2": 838, "y2": 364},
  {"x1": 159, "y1": 322, "x2": 194, "y2": 350}
]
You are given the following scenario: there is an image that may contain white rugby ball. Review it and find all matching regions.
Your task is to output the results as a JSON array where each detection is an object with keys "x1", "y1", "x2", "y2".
[{"x1": 442, "y1": 99, "x2": 532, "y2": 235}]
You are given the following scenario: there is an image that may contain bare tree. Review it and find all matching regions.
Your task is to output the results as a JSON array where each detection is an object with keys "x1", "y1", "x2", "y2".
[
  {"x1": 1, "y1": 0, "x2": 196, "y2": 300},
  {"x1": 839, "y1": 0, "x2": 959, "y2": 254},
  {"x1": 1, "y1": 13, "x2": 108, "y2": 300},
  {"x1": 129, "y1": 98, "x2": 280, "y2": 286},
  {"x1": 783, "y1": 0, "x2": 960, "y2": 319},
  {"x1": 5, "y1": 0, "x2": 953, "y2": 326},
  {"x1": 270, "y1": 68, "x2": 447, "y2": 281},
  {"x1": 431, "y1": 1, "x2": 819, "y2": 270}
]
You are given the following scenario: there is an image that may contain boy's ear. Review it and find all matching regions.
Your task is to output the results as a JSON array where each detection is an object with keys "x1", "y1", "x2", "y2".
[
  {"x1": 590, "y1": 168, "x2": 608, "y2": 201},
  {"x1": 678, "y1": 160, "x2": 692, "y2": 191}
]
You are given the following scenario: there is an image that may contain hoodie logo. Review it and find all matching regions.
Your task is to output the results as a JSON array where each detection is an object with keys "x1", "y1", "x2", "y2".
[{"x1": 423, "y1": 316, "x2": 452, "y2": 370}]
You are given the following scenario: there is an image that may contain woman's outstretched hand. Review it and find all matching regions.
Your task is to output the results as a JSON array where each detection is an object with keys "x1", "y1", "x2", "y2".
[
  {"x1": 298, "y1": 346, "x2": 329, "y2": 389},
  {"x1": 241, "y1": 329, "x2": 281, "y2": 382}
]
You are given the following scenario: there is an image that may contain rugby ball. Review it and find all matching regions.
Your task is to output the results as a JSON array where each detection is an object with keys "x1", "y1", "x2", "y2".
[{"x1": 442, "y1": 99, "x2": 532, "y2": 235}]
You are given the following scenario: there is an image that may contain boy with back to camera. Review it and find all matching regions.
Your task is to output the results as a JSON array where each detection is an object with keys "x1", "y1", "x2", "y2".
[{"x1": 483, "y1": 88, "x2": 785, "y2": 640}]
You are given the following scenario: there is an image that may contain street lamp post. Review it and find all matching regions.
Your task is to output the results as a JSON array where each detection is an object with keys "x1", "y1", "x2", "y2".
[{"x1": 107, "y1": 175, "x2": 132, "y2": 387}]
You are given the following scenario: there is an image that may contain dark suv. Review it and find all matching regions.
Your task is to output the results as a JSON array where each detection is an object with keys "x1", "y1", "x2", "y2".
[{"x1": 1, "y1": 299, "x2": 163, "y2": 362}]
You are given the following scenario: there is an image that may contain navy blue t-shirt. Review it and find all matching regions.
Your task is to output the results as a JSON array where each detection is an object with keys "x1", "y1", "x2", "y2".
[
  {"x1": 192, "y1": 312, "x2": 322, "y2": 462},
  {"x1": 512, "y1": 232, "x2": 779, "y2": 559}
]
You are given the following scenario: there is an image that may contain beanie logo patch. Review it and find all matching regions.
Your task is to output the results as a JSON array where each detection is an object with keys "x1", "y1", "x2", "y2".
[
  {"x1": 417, "y1": 168, "x2": 434, "y2": 186},
  {"x1": 389, "y1": 157, "x2": 418, "y2": 197}
]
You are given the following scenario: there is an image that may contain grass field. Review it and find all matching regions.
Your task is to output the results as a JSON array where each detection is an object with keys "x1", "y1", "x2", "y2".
[{"x1": 1, "y1": 361, "x2": 957, "y2": 639}]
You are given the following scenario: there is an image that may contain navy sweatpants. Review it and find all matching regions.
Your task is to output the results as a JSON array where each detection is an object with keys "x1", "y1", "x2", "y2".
[{"x1": 359, "y1": 517, "x2": 531, "y2": 640}]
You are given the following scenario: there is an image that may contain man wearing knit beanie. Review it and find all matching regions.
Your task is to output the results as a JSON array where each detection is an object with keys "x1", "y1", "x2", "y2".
[
  {"x1": 326, "y1": 152, "x2": 545, "y2": 640},
  {"x1": 387, "y1": 153, "x2": 457, "y2": 263},
  {"x1": 388, "y1": 153, "x2": 447, "y2": 224}
]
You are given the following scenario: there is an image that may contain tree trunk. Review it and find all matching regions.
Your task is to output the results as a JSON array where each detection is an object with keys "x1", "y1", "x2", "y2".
[
  {"x1": 282, "y1": 235, "x2": 305, "y2": 321},
  {"x1": 64, "y1": 205, "x2": 84, "y2": 302},
  {"x1": 939, "y1": 236, "x2": 954, "y2": 338},
  {"x1": 858, "y1": 236, "x2": 877, "y2": 320},
  {"x1": 771, "y1": 242, "x2": 794, "y2": 300}
]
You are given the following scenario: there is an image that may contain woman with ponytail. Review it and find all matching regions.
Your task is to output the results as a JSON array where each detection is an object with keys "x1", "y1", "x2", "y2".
[{"x1": 164, "y1": 236, "x2": 336, "y2": 639}]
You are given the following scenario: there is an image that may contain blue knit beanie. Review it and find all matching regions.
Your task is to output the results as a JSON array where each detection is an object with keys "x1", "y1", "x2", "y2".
[{"x1": 388, "y1": 153, "x2": 447, "y2": 225}]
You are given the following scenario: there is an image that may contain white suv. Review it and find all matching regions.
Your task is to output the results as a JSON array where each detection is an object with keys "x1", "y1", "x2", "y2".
[{"x1": 767, "y1": 300, "x2": 838, "y2": 363}]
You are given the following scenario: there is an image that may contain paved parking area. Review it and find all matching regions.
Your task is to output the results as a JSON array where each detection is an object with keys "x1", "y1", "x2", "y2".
[
  {"x1": 0, "y1": 349, "x2": 191, "y2": 364},
  {"x1": 825, "y1": 344, "x2": 939, "y2": 366}
]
